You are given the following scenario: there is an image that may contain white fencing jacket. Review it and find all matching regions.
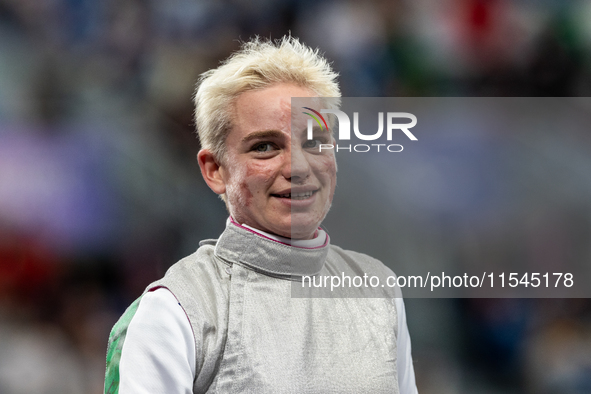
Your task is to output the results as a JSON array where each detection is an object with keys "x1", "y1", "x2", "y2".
[{"x1": 105, "y1": 219, "x2": 418, "y2": 394}]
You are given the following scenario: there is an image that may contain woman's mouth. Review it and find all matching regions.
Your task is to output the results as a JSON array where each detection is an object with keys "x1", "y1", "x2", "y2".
[{"x1": 272, "y1": 190, "x2": 318, "y2": 200}]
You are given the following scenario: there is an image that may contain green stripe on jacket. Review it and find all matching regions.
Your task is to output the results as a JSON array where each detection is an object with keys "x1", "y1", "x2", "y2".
[{"x1": 104, "y1": 296, "x2": 143, "y2": 394}]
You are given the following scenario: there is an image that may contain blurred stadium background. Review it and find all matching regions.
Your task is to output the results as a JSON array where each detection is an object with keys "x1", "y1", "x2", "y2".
[{"x1": 0, "y1": 0, "x2": 590, "y2": 393}]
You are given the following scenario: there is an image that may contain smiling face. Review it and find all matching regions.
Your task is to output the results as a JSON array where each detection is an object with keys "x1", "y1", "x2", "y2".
[{"x1": 212, "y1": 83, "x2": 337, "y2": 239}]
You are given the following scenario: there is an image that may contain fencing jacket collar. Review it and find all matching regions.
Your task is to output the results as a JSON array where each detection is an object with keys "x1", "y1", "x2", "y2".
[{"x1": 214, "y1": 219, "x2": 329, "y2": 279}]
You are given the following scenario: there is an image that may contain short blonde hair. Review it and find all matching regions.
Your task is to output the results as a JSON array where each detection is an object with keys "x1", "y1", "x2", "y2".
[{"x1": 194, "y1": 36, "x2": 341, "y2": 162}]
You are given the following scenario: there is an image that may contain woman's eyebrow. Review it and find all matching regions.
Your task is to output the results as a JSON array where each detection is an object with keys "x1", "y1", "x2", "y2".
[
  {"x1": 241, "y1": 130, "x2": 284, "y2": 143},
  {"x1": 305, "y1": 126, "x2": 331, "y2": 139}
]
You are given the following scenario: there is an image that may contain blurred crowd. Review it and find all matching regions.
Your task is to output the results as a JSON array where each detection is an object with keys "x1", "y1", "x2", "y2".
[{"x1": 0, "y1": 0, "x2": 590, "y2": 393}]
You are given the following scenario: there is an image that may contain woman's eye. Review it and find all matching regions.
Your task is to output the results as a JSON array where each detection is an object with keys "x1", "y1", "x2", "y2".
[
  {"x1": 253, "y1": 143, "x2": 273, "y2": 152},
  {"x1": 303, "y1": 139, "x2": 321, "y2": 149}
]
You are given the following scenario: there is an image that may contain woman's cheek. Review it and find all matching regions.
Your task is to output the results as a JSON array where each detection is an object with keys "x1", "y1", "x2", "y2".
[{"x1": 248, "y1": 161, "x2": 280, "y2": 185}]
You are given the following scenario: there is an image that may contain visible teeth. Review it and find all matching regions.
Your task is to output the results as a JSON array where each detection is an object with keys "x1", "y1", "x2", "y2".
[
  {"x1": 275, "y1": 191, "x2": 315, "y2": 199},
  {"x1": 291, "y1": 191, "x2": 314, "y2": 200}
]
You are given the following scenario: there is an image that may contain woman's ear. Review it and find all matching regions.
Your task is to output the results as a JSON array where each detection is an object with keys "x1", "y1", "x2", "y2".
[{"x1": 197, "y1": 149, "x2": 226, "y2": 195}]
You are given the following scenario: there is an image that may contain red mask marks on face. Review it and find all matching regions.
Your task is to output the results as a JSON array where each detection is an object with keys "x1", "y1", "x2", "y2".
[{"x1": 239, "y1": 181, "x2": 253, "y2": 206}]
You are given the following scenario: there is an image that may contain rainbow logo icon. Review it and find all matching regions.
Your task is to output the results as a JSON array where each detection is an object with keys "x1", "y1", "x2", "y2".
[{"x1": 302, "y1": 107, "x2": 329, "y2": 131}]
